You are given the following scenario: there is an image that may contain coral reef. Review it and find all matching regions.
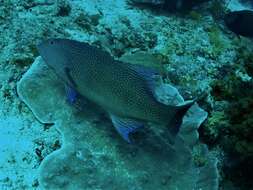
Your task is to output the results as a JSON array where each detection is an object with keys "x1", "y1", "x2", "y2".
[
  {"x1": 17, "y1": 57, "x2": 218, "y2": 190},
  {"x1": 0, "y1": 0, "x2": 252, "y2": 189},
  {"x1": 201, "y1": 41, "x2": 253, "y2": 189}
]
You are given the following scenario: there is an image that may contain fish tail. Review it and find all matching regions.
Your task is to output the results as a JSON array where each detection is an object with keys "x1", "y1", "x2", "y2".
[{"x1": 167, "y1": 100, "x2": 195, "y2": 137}]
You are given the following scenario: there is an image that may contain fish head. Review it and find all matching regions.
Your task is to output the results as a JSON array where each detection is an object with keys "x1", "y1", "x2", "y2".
[
  {"x1": 37, "y1": 39, "x2": 74, "y2": 86},
  {"x1": 37, "y1": 38, "x2": 68, "y2": 70}
]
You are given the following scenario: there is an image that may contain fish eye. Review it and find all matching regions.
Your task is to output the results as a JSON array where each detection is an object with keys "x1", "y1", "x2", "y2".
[{"x1": 50, "y1": 40, "x2": 54, "y2": 45}]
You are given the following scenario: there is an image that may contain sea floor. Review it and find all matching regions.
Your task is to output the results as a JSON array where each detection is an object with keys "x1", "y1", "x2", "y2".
[{"x1": 0, "y1": 0, "x2": 252, "y2": 189}]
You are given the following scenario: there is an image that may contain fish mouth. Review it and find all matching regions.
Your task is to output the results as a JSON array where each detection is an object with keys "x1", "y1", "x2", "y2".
[
  {"x1": 37, "y1": 39, "x2": 54, "y2": 50},
  {"x1": 36, "y1": 40, "x2": 52, "y2": 66},
  {"x1": 37, "y1": 39, "x2": 54, "y2": 58},
  {"x1": 36, "y1": 40, "x2": 46, "y2": 56}
]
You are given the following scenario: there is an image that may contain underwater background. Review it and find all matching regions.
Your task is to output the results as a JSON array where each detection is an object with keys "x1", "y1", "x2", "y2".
[{"x1": 0, "y1": 0, "x2": 253, "y2": 189}]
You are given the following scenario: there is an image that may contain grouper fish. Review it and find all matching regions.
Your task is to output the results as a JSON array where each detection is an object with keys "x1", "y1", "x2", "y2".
[{"x1": 37, "y1": 39, "x2": 194, "y2": 143}]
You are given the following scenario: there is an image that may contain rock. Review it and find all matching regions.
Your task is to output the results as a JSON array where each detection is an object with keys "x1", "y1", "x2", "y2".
[
  {"x1": 17, "y1": 57, "x2": 218, "y2": 190},
  {"x1": 131, "y1": 0, "x2": 165, "y2": 5},
  {"x1": 129, "y1": 0, "x2": 211, "y2": 11},
  {"x1": 17, "y1": 57, "x2": 69, "y2": 124}
]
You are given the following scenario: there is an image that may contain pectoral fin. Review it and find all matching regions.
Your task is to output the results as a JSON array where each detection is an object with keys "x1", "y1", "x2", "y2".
[
  {"x1": 65, "y1": 85, "x2": 78, "y2": 104},
  {"x1": 109, "y1": 114, "x2": 144, "y2": 143},
  {"x1": 65, "y1": 85, "x2": 88, "y2": 111}
]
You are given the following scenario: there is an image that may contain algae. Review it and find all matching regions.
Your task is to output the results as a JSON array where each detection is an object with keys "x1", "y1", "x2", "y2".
[
  {"x1": 207, "y1": 25, "x2": 228, "y2": 56},
  {"x1": 201, "y1": 43, "x2": 253, "y2": 189}
]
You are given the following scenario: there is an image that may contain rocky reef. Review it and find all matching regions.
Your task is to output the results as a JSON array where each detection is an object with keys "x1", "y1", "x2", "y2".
[
  {"x1": 129, "y1": 0, "x2": 211, "y2": 12},
  {"x1": 201, "y1": 40, "x2": 253, "y2": 189},
  {"x1": 0, "y1": 0, "x2": 252, "y2": 189}
]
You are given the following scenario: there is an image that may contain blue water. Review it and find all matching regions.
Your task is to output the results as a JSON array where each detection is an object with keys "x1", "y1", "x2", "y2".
[{"x1": 0, "y1": 0, "x2": 253, "y2": 189}]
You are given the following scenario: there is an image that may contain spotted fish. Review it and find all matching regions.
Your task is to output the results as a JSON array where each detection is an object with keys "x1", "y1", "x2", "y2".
[{"x1": 37, "y1": 39, "x2": 194, "y2": 143}]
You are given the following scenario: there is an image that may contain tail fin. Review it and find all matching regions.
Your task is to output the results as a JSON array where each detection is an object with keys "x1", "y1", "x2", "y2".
[{"x1": 168, "y1": 100, "x2": 195, "y2": 137}]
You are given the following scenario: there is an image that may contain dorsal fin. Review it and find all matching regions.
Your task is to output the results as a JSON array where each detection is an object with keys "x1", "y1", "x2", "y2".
[{"x1": 128, "y1": 63, "x2": 160, "y2": 96}]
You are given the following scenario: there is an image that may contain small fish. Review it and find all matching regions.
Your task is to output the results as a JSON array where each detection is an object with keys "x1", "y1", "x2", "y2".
[
  {"x1": 224, "y1": 10, "x2": 253, "y2": 38},
  {"x1": 37, "y1": 39, "x2": 194, "y2": 143}
]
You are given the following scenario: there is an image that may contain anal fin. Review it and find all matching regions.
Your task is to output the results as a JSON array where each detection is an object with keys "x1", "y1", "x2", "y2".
[
  {"x1": 109, "y1": 114, "x2": 144, "y2": 143},
  {"x1": 65, "y1": 85, "x2": 87, "y2": 111}
]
